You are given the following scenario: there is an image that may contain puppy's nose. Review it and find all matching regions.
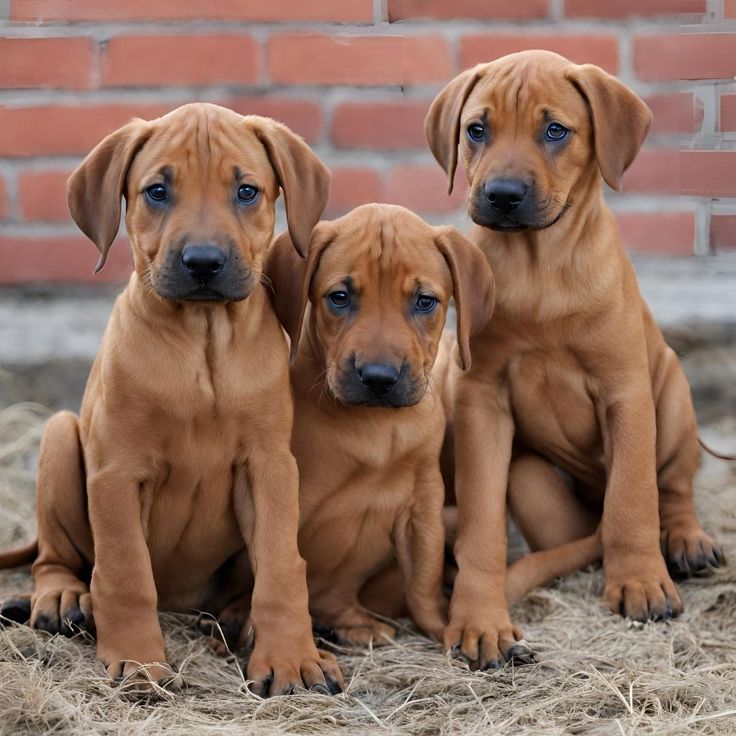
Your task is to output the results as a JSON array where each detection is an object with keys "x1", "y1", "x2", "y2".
[
  {"x1": 358, "y1": 363, "x2": 400, "y2": 396},
  {"x1": 181, "y1": 245, "x2": 226, "y2": 282},
  {"x1": 485, "y1": 179, "x2": 528, "y2": 214}
]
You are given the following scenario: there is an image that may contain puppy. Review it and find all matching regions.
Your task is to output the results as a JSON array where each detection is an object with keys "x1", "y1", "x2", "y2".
[
  {"x1": 425, "y1": 51, "x2": 723, "y2": 670},
  {"x1": 0, "y1": 103, "x2": 343, "y2": 696},
  {"x1": 265, "y1": 204, "x2": 494, "y2": 646}
]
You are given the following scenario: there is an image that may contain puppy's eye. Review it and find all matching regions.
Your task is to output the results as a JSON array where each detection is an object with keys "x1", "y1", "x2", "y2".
[
  {"x1": 145, "y1": 184, "x2": 167, "y2": 203},
  {"x1": 237, "y1": 184, "x2": 259, "y2": 204},
  {"x1": 545, "y1": 122, "x2": 569, "y2": 142},
  {"x1": 414, "y1": 295, "x2": 438, "y2": 314},
  {"x1": 327, "y1": 290, "x2": 350, "y2": 310},
  {"x1": 467, "y1": 123, "x2": 486, "y2": 142}
]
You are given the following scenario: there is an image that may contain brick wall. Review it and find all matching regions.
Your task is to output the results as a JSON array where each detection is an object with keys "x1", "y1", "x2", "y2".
[{"x1": 0, "y1": 0, "x2": 734, "y2": 285}]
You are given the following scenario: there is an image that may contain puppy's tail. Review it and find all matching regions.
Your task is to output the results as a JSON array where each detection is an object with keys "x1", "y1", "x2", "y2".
[
  {"x1": 506, "y1": 530, "x2": 602, "y2": 605},
  {"x1": 0, "y1": 539, "x2": 38, "y2": 569},
  {"x1": 698, "y1": 436, "x2": 736, "y2": 462}
]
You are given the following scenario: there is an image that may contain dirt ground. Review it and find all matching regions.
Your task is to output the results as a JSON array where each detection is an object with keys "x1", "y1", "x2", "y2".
[{"x1": 0, "y1": 403, "x2": 734, "y2": 735}]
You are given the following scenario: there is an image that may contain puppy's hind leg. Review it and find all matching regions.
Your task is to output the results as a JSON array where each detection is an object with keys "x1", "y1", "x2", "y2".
[
  {"x1": 30, "y1": 411, "x2": 95, "y2": 636},
  {"x1": 312, "y1": 580, "x2": 396, "y2": 648},
  {"x1": 508, "y1": 451, "x2": 599, "y2": 553},
  {"x1": 505, "y1": 451, "x2": 602, "y2": 604}
]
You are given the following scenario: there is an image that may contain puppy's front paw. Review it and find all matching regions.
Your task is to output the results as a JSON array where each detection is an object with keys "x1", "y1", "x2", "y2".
[
  {"x1": 444, "y1": 614, "x2": 535, "y2": 671},
  {"x1": 604, "y1": 556, "x2": 683, "y2": 621},
  {"x1": 247, "y1": 640, "x2": 344, "y2": 697},
  {"x1": 108, "y1": 659, "x2": 183, "y2": 698}
]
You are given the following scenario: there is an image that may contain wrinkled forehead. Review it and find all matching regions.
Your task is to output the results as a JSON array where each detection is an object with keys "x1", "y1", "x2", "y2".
[
  {"x1": 463, "y1": 58, "x2": 588, "y2": 128},
  {"x1": 314, "y1": 215, "x2": 452, "y2": 296},
  {"x1": 128, "y1": 109, "x2": 276, "y2": 189}
]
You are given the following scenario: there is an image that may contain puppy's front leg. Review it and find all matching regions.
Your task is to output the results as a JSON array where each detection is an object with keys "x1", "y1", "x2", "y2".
[
  {"x1": 600, "y1": 379, "x2": 682, "y2": 621},
  {"x1": 235, "y1": 442, "x2": 344, "y2": 697},
  {"x1": 395, "y1": 461, "x2": 447, "y2": 642},
  {"x1": 86, "y1": 467, "x2": 174, "y2": 689},
  {"x1": 446, "y1": 375, "x2": 532, "y2": 670}
]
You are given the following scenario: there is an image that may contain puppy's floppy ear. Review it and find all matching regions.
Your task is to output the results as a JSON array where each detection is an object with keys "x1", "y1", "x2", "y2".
[
  {"x1": 435, "y1": 227, "x2": 494, "y2": 371},
  {"x1": 252, "y1": 119, "x2": 331, "y2": 258},
  {"x1": 67, "y1": 119, "x2": 151, "y2": 272},
  {"x1": 566, "y1": 64, "x2": 652, "y2": 192},
  {"x1": 425, "y1": 66, "x2": 483, "y2": 194},
  {"x1": 265, "y1": 222, "x2": 335, "y2": 363}
]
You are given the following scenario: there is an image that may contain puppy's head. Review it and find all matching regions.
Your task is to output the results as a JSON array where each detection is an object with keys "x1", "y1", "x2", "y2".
[
  {"x1": 67, "y1": 103, "x2": 329, "y2": 302},
  {"x1": 425, "y1": 51, "x2": 651, "y2": 232},
  {"x1": 266, "y1": 204, "x2": 494, "y2": 407}
]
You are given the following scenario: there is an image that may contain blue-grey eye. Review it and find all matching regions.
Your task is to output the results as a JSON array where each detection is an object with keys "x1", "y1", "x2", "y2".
[
  {"x1": 328, "y1": 290, "x2": 350, "y2": 309},
  {"x1": 545, "y1": 122, "x2": 568, "y2": 142},
  {"x1": 237, "y1": 184, "x2": 259, "y2": 204},
  {"x1": 467, "y1": 123, "x2": 486, "y2": 142},
  {"x1": 415, "y1": 295, "x2": 438, "y2": 313},
  {"x1": 145, "y1": 184, "x2": 167, "y2": 202}
]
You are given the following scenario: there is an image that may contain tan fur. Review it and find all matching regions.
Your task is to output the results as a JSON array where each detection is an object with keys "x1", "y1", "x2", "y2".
[
  {"x1": 425, "y1": 51, "x2": 723, "y2": 670},
  {"x1": 265, "y1": 204, "x2": 494, "y2": 647},
  {"x1": 0, "y1": 103, "x2": 344, "y2": 697}
]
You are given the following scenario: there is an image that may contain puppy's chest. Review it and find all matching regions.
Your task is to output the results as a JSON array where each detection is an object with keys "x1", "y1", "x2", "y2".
[
  {"x1": 294, "y1": 400, "x2": 441, "y2": 511},
  {"x1": 507, "y1": 346, "x2": 601, "y2": 461}
]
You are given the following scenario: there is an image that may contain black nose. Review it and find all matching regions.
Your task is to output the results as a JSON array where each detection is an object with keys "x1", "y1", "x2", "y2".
[
  {"x1": 485, "y1": 179, "x2": 528, "y2": 214},
  {"x1": 181, "y1": 245, "x2": 226, "y2": 282},
  {"x1": 358, "y1": 363, "x2": 400, "y2": 396}
]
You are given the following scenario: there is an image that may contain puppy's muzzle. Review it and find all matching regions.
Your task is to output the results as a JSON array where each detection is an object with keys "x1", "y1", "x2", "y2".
[
  {"x1": 331, "y1": 357, "x2": 425, "y2": 408},
  {"x1": 153, "y1": 240, "x2": 252, "y2": 302},
  {"x1": 485, "y1": 178, "x2": 528, "y2": 215},
  {"x1": 471, "y1": 176, "x2": 565, "y2": 232},
  {"x1": 181, "y1": 244, "x2": 226, "y2": 283},
  {"x1": 358, "y1": 363, "x2": 400, "y2": 397}
]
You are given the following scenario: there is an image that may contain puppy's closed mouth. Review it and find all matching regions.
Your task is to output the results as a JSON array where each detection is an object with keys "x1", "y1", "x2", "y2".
[
  {"x1": 474, "y1": 203, "x2": 571, "y2": 233},
  {"x1": 181, "y1": 286, "x2": 228, "y2": 301}
]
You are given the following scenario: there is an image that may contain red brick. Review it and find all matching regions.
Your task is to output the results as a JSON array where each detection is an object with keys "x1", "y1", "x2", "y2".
[
  {"x1": 18, "y1": 170, "x2": 71, "y2": 222},
  {"x1": 679, "y1": 151, "x2": 736, "y2": 197},
  {"x1": 331, "y1": 101, "x2": 429, "y2": 150},
  {"x1": 0, "y1": 100, "x2": 320, "y2": 158},
  {"x1": 646, "y1": 93, "x2": 703, "y2": 135},
  {"x1": 615, "y1": 212, "x2": 694, "y2": 255},
  {"x1": 634, "y1": 34, "x2": 736, "y2": 81},
  {"x1": 622, "y1": 149, "x2": 679, "y2": 194},
  {"x1": 0, "y1": 104, "x2": 172, "y2": 157},
  {"x1": 720, "y1": 94, "x2": 736, "y2": 131},
  {"x1": 565, "y1": 0, "x2": 705, "y2": 17},
  {"x1": 0, "y1": 237, "x2": 132, "y2": 285},
  {"x1": 102, "y1": 35, "x2": 259, "y2": 87},
  {"x1": 10, "y1": 0, "x2": 372, "y2": 22},
  {"x1": 385, "y1": 165, "x2": 467, "y2": 214},
  {"x1": 461, "y1": 34, "x2": 619, "y2": 73},
  {"x1": 227, "y1": 97, "x2": 321, "y2": 142},
  {"x1": 388, "y1": 0, "x2": 548, "y2": 20},
  {"x1": 710, "y1": 215, "x2": 736, "y2": 250},
  {"x1": 268, "y1": 35, "x2": 453, "y2": 86},
  {"x1": 726, "y1": 0, "x2": 736, "y2": 18},
  {"x1": 625, "y1": 150, "x2": 736, "y2": 197},
  {"x1": 0, "y1": 38, "x2": 94, "y2": 89},
  {"x1": 326, "y1": 168, "x2": 383, "y2": 217},
  {"x1": 0, "y1": 178, "x2": 6, "y2": 220}
]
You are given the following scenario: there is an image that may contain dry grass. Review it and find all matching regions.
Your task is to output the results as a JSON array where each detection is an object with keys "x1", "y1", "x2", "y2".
[{"x1": 1, "y1": 402, "x2": 735, "y2": 735}]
